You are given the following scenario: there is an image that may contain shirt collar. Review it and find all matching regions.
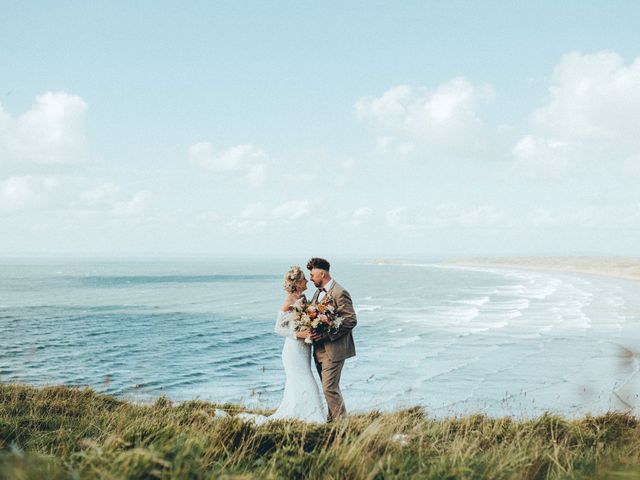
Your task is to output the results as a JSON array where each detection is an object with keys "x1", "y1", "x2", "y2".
[{"x1": 322, "y1": 279, "x2": 334, "y2": 291}]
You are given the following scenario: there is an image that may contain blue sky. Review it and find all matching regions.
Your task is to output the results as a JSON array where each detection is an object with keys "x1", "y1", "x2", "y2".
[{"x1": 1, "y1": 1, "x2": 639, "y2": 256}]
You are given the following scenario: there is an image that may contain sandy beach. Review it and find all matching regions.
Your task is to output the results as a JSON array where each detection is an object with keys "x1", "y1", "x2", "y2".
[{"x1": 447, "y1": 256, "x2": 640, "y2": 282}]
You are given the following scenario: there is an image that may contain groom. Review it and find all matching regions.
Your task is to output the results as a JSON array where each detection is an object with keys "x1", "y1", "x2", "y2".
[{"x1": 307, "y1": 257, "x2": 357, "y2": 421}]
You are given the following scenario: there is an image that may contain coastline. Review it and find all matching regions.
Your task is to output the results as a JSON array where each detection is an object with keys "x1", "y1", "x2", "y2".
[{"x1": 445, "y1": 256, "x2": 640, "y2": 282}]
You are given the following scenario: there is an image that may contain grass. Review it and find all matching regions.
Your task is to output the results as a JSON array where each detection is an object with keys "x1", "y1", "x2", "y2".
[{"x1": 1, "y1": 384, "x2": 640, "y2": 479}]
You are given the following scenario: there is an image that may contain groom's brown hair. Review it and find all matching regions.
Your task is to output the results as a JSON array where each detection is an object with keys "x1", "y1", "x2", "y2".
[{"x1": 306, "y1": 257, "x2": 330, "y2": 272}]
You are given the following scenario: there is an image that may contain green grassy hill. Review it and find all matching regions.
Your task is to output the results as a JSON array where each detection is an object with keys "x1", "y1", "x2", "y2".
[{"x1": 1, "y1": 384, "x2": 639, "y2": 479}]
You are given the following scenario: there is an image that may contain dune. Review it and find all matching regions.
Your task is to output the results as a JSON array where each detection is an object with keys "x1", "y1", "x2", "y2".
[{"x1": 447, "y1": 256, "x2": 640, "y2": 282}]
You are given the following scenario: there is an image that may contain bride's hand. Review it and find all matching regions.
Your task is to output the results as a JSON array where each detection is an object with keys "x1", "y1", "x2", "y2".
[{"x1": 295, "y1": 331, "x2": 311, "y2": 340}]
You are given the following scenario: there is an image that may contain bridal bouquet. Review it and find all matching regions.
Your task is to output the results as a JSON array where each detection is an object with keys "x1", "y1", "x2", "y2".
[{"x1": 291, "y1": 296, "x2": 343, "y2": 344}]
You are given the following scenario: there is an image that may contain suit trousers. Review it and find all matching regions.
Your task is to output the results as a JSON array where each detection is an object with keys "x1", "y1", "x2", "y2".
[{"x1": 313, "y1": 345, "x2": 346, "y2": 421}]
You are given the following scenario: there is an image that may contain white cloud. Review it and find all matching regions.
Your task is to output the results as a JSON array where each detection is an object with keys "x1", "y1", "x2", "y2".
[
  {"x1": 426, "y1": 204, "x2": 504, "y2": 228},
  {"x1": 0, "y1": 92, "x2": 88, "y2": 172},
  {"x1": 456, "y1": 205, "x2": 504, "y2": 227},
  {"x1": 512, "y1": 134, "x2": 579, "y2": 177},
  {"x1": 352, "y1": 206, "x2": 373, "y2": 219},
  {"x1": 226, "y1": 218, "x2": 268, "y2": 233},
  {"x1": 375, "y1": 136, "x2": 415, "y2": 156},
  {"x1": 357, "y1": 85, "x2": 411, "y2": 123},
  {"x1": 513, "y1": 51, "x2": 640, "y2": 176},
  {"x1": 522, "y1": 203, "x2": 640, "y2": 229},
  {"x1": 79, "y1": 182, "x2": 152, "y2": 217},
  {"x1": 356, "y1": 77, "x2": 495, "y2": 157},
  {"x1": 246, "y1": 163, "x2": 267, "y2": 186},
  {"x1": 241, "y1": 202, "x2": 268, "y2": 219},
  {"x1": 0, "y1": 176, "x2": 48, "y2": 212},
  {"x1": 533, "y1": 52, "x2": 640, "y2": 146},
  {"x1": 206, "y1": 200, "x2": 315, "y2": 236},
  {"x1": 385, "y1": 207, "x2": 414, "y2": 230},
  {"x1": 189, "y1": 142, "x2": 269, "y2": 186},
  {"x1": 349, "y1": 206, "x2": 375, "y2": 228},
  {"x1": 0, "y1": 175, "x2": 78, "y2": 213},
  {"x1": 0, "y1": 175, "x2": 150, "y2": 218},
  {"x1": 271, "y1": 200, "x2": 311, "y2": 220},
  {"x1": 211, "y1": 200, "x2": 316, "y2": 236},
  {"x1": 383, "y1": 204, "x2": 506, "y2": 231}
]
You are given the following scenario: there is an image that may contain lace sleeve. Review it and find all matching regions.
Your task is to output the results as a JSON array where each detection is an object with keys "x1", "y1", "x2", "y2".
[{"x1": 274, "y1": 311, "x2": 296, "y2": 340}]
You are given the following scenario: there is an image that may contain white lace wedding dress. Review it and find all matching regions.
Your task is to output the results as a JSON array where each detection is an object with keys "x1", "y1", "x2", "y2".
[{"x1": 237, "y1": 310, "x2": 326, "y2": 424}]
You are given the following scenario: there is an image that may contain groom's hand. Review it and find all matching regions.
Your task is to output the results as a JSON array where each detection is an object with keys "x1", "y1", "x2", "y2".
[{"x1": 311, "y1": 333, "x2": 328, "y2": 342}]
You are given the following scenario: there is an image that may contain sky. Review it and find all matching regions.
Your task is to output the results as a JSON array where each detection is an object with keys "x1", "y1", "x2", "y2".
[{"x1": 1, "y1": 1, "x2": 639, "y2": 257}]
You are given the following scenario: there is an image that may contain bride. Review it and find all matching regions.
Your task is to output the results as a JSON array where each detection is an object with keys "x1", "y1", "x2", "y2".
[{"x1": 238, "y1": 266, "x2": 326, "y2": 424}]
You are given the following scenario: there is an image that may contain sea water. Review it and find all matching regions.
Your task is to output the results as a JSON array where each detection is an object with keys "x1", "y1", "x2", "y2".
[{"x1": 1, "y1": 258, "x2": 639, "y2": 418}]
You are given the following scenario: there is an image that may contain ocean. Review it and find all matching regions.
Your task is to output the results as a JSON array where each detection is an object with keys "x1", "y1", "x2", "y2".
[{"x1": 1, "y1": 258, "x2": 639, "y2": 418}]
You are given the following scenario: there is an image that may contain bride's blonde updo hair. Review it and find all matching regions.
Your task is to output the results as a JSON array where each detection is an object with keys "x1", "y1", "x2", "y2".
[{"x1": 283, "y1": 265, "x2": 304, "y2": 293}]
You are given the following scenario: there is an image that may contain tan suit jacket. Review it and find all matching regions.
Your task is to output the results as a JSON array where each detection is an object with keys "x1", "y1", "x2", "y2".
[{"x1": 311, "y1": 281, "x2": 357, "y2": 362}]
